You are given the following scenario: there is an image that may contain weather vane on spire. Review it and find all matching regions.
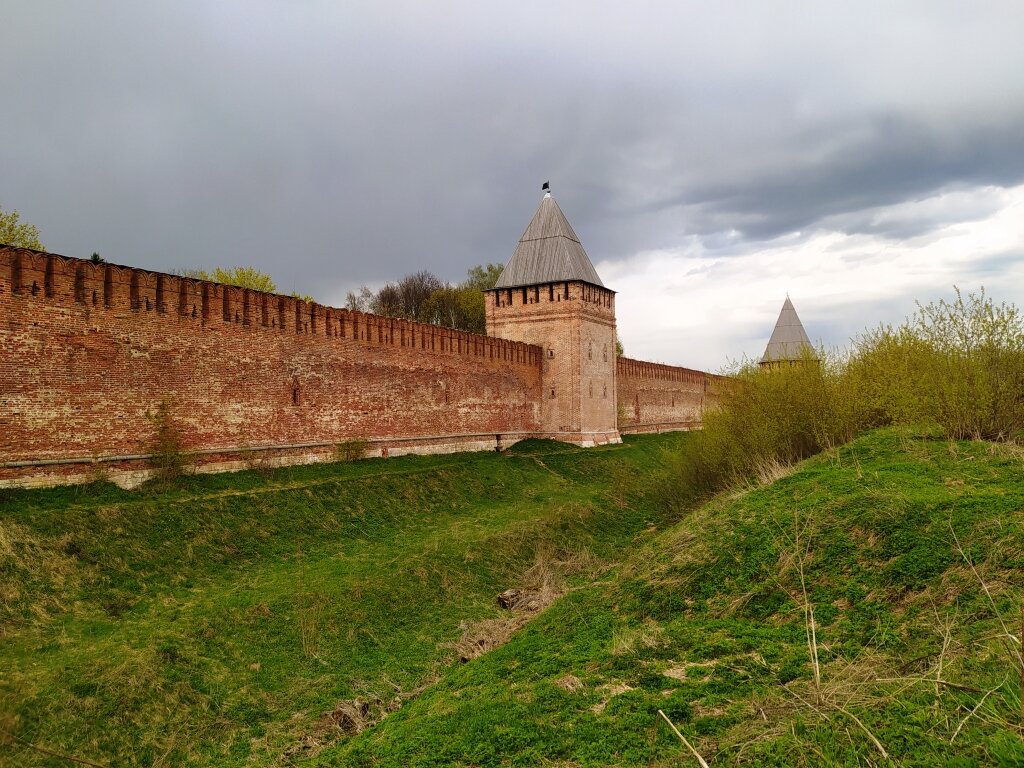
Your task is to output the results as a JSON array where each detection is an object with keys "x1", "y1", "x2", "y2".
[{"x1": 542, "y1": 181, "x2": 551, "y2": 197}]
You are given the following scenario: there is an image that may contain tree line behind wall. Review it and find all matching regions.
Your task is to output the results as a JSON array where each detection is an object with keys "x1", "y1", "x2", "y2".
[{"x1": 345, "y1": 264, "x2": 504, "y2": 335}]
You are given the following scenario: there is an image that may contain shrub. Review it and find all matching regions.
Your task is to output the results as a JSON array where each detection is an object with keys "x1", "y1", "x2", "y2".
[
  {"x1": 335, "y1": 439, "x2": 369, "y2": 462},
  {"x1": 668, "y1": 288, "x2": 1024, "y2": 505},
  {"x1": 852, "y1": 288, "x2": 1024, "y2": 440},
  {"x1": 146, "y1": 399, "x2": 191, "y2": 482},
  {"x1": 667, "y1": 348, "x2": 860, "y2": 506}
]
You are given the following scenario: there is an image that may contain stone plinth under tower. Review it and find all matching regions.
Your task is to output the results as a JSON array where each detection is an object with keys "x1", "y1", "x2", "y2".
[{"x1": 486, "y1": 190, "x2": 620, "y2": 446}]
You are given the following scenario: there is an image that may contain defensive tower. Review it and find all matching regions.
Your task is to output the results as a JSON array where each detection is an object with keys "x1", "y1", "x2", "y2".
[
  {"x1": 760, "y1": 296, "x2": 816, "y2": 368},
  {"x1": 486, "y1": 186, "x2": 620, "y2": 445}
]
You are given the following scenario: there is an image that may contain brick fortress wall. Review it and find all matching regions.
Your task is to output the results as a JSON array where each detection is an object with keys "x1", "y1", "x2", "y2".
[
  {"x1": 616, "y1": 357, "x2": 726, "y2": 434},
  {"x1": 0, "y1": 246, "x2": 543, "y2": 488}
]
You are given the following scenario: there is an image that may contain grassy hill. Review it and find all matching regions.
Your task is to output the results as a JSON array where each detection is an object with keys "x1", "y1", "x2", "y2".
[
  {"x1": 322, "y1": 429, "x2": 1024, "y2": 767},
  {"x1": 0, "y1": 435, "x2": 685, "y2": 767},
  {"x1": 3, "y1": 429, "x2": 1023, "y2": 767}
]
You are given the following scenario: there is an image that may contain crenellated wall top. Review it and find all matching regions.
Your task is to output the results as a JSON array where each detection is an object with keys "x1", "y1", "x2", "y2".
[
  {"x1": 0, "y1": 245, "x2": 543, "y2": 367},
  {"x1": 617, "y1": 356, "x2": 728, "y2": 385}
]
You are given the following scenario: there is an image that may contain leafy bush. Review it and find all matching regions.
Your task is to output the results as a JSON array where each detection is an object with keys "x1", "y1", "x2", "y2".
[
  {"x1": 851, "y1": 288, "x2": 1024, "y2": 440},
  {"x1": 670, "y1": 288, "x2": 1024, "y2": 504}
]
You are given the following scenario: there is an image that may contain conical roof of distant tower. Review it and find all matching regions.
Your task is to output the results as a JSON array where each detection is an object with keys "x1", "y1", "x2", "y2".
[
  {"x1": 761, "y1": 297, "x2": 815, "y2": 362},
  {"x1": 494, "y1": 189, "x2": 605, "y2": 289}
]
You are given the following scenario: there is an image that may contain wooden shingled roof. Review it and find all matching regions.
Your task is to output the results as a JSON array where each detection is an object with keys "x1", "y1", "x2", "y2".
[
  {"x1": 761, "y1": 297, "x2": 815, "y2": 362},
  {"x1": 494, "y1": 193, "x2": 606, "y2": 289}
]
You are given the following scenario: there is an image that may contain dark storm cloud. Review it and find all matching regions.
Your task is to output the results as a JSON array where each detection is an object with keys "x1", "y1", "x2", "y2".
[
  {"x1": 671, "y1": 113, "x2": 1024, "y2": 243},
  {"x1": 2, "y1": 2, "x2": 1024, "y2": 304}
]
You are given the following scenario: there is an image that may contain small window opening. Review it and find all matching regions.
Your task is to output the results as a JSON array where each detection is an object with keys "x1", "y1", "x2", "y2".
[
  {"x1": 92, "y1": 290, "x2": 98, "y2": 306},
  {"x1": 548, "y1": 284, "x2": 554, "y2": 301},
  {"x1": 549, "y1": 388, "x2": 556, "y2": 399}
]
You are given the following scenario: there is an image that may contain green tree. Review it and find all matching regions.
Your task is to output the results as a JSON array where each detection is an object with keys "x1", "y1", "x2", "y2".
[
  {"x1": 179, "y1": 266, "x2": 277, "y2": 293},
  {"x1": 344, "y1": 264, "x2": 505, "y2": 334},
  {"x1": 448, "y1": 263, "x2": 504, "y2": 333},
  {"x1": 0, "y1": 206, "x2": 44, "y2": 250},
  {"x1": 462, "y1": 263, "x2": 504, "y2": 292}
]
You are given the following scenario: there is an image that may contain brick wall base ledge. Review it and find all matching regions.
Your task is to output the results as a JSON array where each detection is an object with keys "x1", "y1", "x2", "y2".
[
  {"x1": 618, "y1": 421, "x2": 702, "y2": 435},
  {"x1": 0, "y1": 429, "x2": 625, "y2": 491}
]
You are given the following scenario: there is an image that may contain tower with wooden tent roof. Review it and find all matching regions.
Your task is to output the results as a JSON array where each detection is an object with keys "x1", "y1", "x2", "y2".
[
  {"x1": 486, "y1": 184, "x2": 620, "y2": 446},
  {"x1": 760, "y1": 296, "x2": 816, "y2": 368}
]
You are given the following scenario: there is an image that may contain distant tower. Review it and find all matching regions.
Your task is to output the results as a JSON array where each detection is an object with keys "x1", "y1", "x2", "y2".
[
  {"x1": 760, "y1": 297, "x2": 816, "y2": 368},
  {"x1": 486, "y1": 185, "x2": 620, "y2": 446}
]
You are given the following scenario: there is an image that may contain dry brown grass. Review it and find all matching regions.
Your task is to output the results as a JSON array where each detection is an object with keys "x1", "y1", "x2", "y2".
[
  {"x1": 590, "y1": 682, "x2": 633, "y2": 714},
  {"x1": 555, "y1": 674, "x2": 584, "y2": 693},
  {"x1": 610, "y1": 619, "x2": 666, "y2": 656}
]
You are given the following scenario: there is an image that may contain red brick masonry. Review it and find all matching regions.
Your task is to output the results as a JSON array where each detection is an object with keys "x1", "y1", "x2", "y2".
[{"x1": 0, "y1": 246, "x2": 722, "y2": 487}]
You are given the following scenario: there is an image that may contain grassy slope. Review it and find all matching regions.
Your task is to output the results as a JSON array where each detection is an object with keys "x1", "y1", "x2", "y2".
[
  {"x1": 0, "y1": 435, "x2": 685, "y2": 767},
  {"x1": 325, "y1": 429, "x2": 1024, "y2": 767}
]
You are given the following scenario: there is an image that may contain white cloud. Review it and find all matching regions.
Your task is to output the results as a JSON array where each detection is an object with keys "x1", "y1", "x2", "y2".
[{"x1": 605, "y1": 183, "x2": 1024, "y2": 370}]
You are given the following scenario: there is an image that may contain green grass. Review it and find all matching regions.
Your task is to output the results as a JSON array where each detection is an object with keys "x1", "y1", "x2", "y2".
[
  {"x1": 322, "y1": 429, "x2": 1024, "y2": 767},
  {"x1": 5, "y1": 429, "x2": 1024, "y2": 767},
  {"x1": 0, "y1": 434, "x2": 685, "y2": 767}
]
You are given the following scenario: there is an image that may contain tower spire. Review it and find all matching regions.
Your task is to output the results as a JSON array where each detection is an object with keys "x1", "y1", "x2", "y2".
[
  {"x1": 493, "y1": 192, "x2": 605, "y2": 290},
  {"x1": 761, "y1": 297, "x2": 814, "y2": 365}
]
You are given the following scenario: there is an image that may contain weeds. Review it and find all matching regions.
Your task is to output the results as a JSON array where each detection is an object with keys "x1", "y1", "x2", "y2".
[
  {"x1": 145, "y1": 399, "x2": 191, "y2": 483},
  {"x1": 334, "y1": 438, "x2": 369, "y2": 462}
]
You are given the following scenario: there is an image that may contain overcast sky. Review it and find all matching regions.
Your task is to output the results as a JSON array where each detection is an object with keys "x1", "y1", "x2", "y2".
[{"x1": 3, "y1": 1, "x2": 1023, "y2": 370}]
